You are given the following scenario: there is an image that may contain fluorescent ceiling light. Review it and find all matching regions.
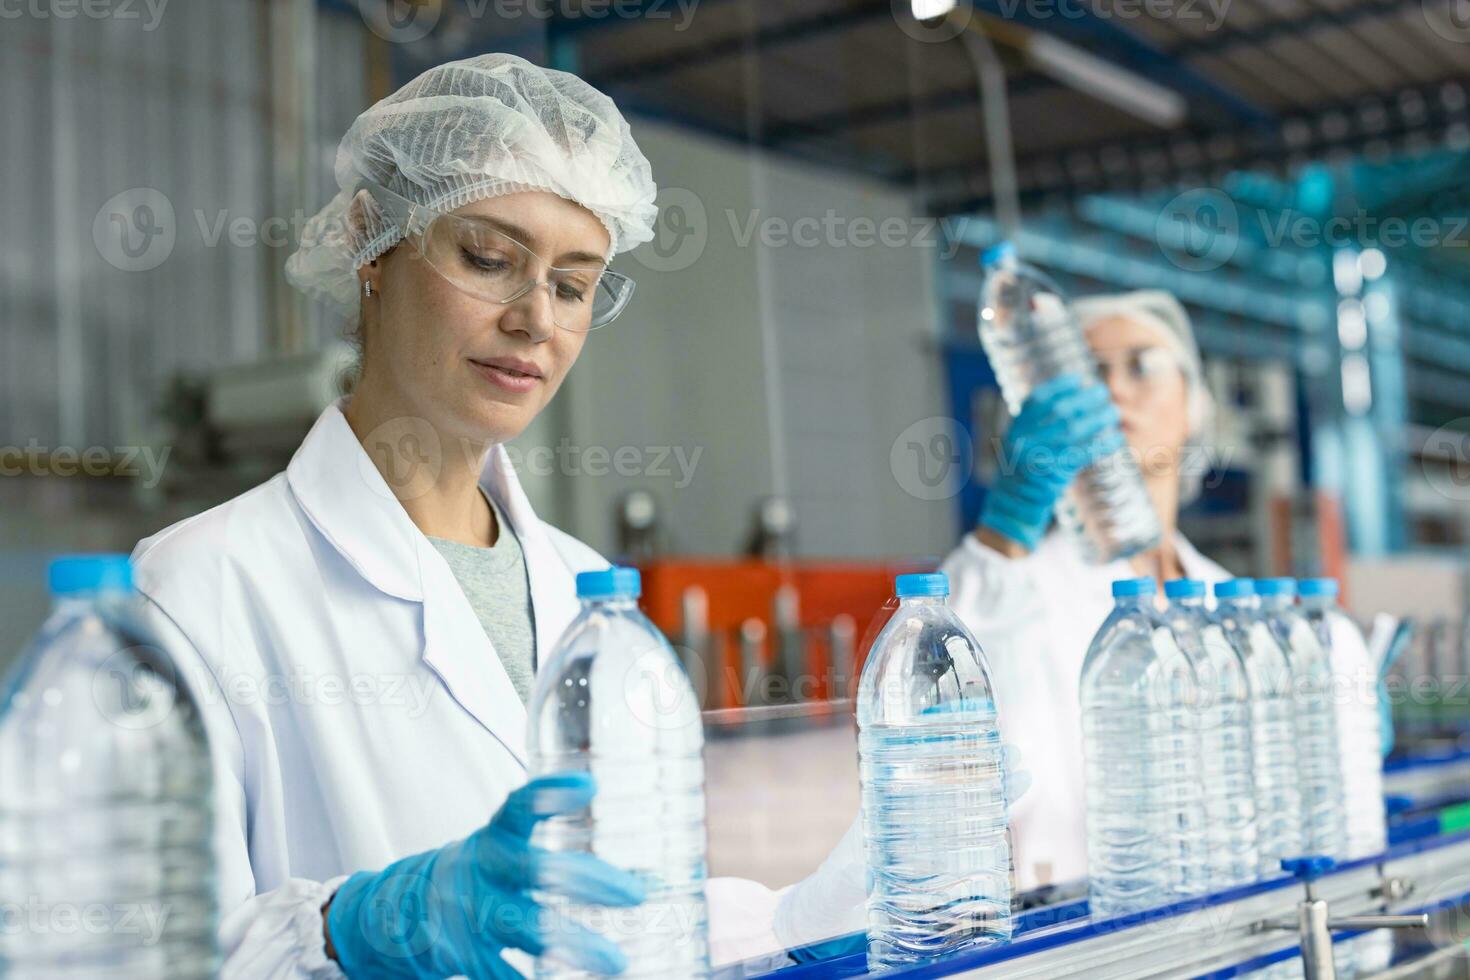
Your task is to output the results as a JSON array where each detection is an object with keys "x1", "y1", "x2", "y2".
[
  {"x1": 1027, "y1": 34, "x2": 1187, "y2": 128},
  {"x1": 913, "y1": 0, "x2": 958, "y2": 19}
]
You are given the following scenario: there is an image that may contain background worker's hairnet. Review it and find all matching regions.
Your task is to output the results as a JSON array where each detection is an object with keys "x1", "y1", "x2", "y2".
[
  {"x1": 285, "y1": 53, "x2": 659, "y2": 318},
  {"x1": 1071, "y1": 289, "x2": 1216, "y2": 503}
]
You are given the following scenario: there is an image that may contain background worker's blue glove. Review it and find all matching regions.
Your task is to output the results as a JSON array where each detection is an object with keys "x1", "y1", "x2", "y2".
[
  {"x1": 980, "y1": 373, "x2": 1125, "y2": 551},
  {"x1": 326, "y1": 772, "x2": 644, "y2": 980}
]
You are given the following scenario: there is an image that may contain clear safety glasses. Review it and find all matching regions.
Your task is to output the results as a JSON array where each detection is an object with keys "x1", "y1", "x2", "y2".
[
  {"x1": 367, "y1": 183, "x2": 635, "y2": 331},
  {"x1": 1094, "y1": 345, "x2": 1181, "y2": 389}
]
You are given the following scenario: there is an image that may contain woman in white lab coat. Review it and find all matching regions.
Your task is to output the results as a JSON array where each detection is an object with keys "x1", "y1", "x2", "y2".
[
  {"x1": 131, "y1": 54, "x2": 780, "y2": 978},
  {"x1": 940, "y1": 288, "x2": 1232, "y2": 893}
]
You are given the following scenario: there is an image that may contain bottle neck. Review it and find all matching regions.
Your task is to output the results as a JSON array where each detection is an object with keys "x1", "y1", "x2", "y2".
[
  {"x1": 1258, "y1": 594, "x2": 1292, "y2": 612},
  {"x1": 1175, "y1": 595, "x2": 1205, "y2": 612},
  {"x1": 897, "y1": 595, "x2": 947, "y2": 607},
  {"x1": 1299, "y1": 595, "x2": 1333, "y2": 613},
  {"x1": 51, "y1": 590, "x2": 125, "y2": 613},
  {"x1": 583, "y1": 595, "x2": 639, "y2": 612},
  {"x1": 1220, "y1": 595, "x2": 1258, "y2": 614},
  {"x1": 1114, "y1": 594, "x2": 1152, "y2": 612}
]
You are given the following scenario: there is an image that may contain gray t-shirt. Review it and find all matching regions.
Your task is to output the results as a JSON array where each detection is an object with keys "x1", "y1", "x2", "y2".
[{"x1": 429, "y1": 492, "x2": 537, "y2": 704}]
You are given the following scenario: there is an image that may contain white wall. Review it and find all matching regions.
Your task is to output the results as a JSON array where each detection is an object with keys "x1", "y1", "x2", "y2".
[{"x1": 517, "y1": 119, "x2": 959, "y2": 560}]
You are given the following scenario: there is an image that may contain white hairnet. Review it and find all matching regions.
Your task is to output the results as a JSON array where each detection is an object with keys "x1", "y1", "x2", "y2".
[
  {"x1": 286, "y1": 53, "x2": 658, "y2": 317},
  {"x1": 1072, "y1": 289, "x2": 1216, "y2": 502}
]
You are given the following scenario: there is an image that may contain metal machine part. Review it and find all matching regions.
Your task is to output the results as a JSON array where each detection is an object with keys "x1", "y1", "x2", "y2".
[
  {"x1": 1258, "y1": 857, "x2": 1429, "y2": 979},
  {"x1": 772, "y1": 584, "x2": 803, "y2": 703},
  {"x1": 739, "y1": 617, "x2": 767, "y2": 707},
  {"x1": 618, "y1": 489, "x2": 660, "y2": 561},
  {"x1": 677, "y1": 585, "x2": 711, "y2": 707}
]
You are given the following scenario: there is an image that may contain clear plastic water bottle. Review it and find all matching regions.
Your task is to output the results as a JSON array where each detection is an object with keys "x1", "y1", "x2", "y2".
[
  {"x1": 1256, "y1": 578, "x2": 1348, "y2": 861},
  {"x1": 856, "y1": 572, "x2": 1011, "y2": 970},
  {"x1": 1212, "y1": 579, "x2": 1304, "y2": 877},
  {"x1": 1300, "y1": 578, "x2": 1391, "y2": 977},
  {"x1": 1080, "y1": 577, "x2": 1207, "y2": 915},
  {"x1": 1162, "y1": 579, "x2": 1259, "y2": 890},
  {"x1": 527, "y1": 567, "x2": 710, "y2": 978},
  {"x1": 0, "y1": 555, "x2": 218, "y2": 978},
  {"x1": 977, "y1": 242, "x2": 1161, "y2": 563}
]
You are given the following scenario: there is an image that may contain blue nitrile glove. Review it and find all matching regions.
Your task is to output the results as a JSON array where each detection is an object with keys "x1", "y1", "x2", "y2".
[
  {"x1": 980, "y1": 374, "x2": 1125, "y2": 551},
  {"x1": 326, "y1": 772, "x2": 644, "y2": 979}
]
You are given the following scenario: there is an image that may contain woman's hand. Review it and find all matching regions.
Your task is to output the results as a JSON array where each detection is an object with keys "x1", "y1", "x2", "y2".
[
  {"x1": 978, "y1": 374, "x2": 1124, "y2": 554},
  {"x1": 323, "y1": 772, "x2": 643, "y2": 979}
]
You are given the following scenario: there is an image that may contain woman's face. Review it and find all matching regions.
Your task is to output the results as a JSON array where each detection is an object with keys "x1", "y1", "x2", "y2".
[
  {"x1": 358, "y1": 190, "x2": 611, "y2": 446},
  {"x1": 1086, "y1": 315, "x2": 1191, "y2": 478}
]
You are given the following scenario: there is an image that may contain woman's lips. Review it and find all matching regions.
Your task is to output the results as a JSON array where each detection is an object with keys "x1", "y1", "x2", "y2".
[{"x1": 469, "y1": 359, "x2": 543, "y2": 394}]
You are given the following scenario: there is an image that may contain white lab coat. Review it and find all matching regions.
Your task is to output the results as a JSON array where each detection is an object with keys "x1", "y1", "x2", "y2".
[
  {"x1": 130, "y1": 403, "x2": 782, "y2": 979},
  {"x1": 941, "y1": 528, "x2": 1230, "y2": 892},
  {"x1": 770, "y1": 526, "x2": 1230, "y2": 950}
]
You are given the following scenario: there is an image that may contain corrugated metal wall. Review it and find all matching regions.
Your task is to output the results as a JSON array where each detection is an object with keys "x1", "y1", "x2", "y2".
[{"x1": 0, "y1": 1, "x2": 368, "y2": 452}]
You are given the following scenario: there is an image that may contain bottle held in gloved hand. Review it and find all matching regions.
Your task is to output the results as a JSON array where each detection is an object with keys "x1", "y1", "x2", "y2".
[
  {"x1": 978, "y1": 242, "x2": 1161, "y2": 563},
  {"x1": 1081, "y1": 577, "x2": 1208, "y2": 916},
  {"x1": 857, "y1": 572, "x2": 1012, "y2": 971},
  {"x1": 0, "y1": 555, "x2": 218, "y2": 978},
  {"x1": 528, "y1": 566, "x2": 711, "y2": 979}
]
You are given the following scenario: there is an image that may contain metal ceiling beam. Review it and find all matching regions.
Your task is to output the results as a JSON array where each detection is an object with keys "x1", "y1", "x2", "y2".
[
  {"x1": 766, "y1": 75, "x2": 1054, "y2": 145},
  {"x1": 763, "y1": 1, "x2": 1269, "y2": 150},
  {"x1": 961, "y1": 0, "x2": 1271, "y2": 127},
  {"x1": 579, "y1": 0, "x2": 890, "y2": 87},
  {"x1": 1165, "y1": 0, "x2": 1420, "y2": 60},
  {"x1": 924, "y1": 81, "x2": 1470, "y2": 215}
]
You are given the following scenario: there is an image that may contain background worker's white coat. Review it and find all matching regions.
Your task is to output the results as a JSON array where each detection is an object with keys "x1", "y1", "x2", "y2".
[
  {"x1": 942, "y1": 529, "x2": 1229, "y2": 892},
  {"x1": 131, "y1": 403, "x2": 781, "y2": 979}
]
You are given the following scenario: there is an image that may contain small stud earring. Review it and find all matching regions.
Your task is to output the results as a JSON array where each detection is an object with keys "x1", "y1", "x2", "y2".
[{"x1": 363, "y1": 280, "x2": 374, "y2": 297}]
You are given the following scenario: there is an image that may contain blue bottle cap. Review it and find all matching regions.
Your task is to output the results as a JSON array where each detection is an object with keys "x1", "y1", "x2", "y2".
[
  {"x1": 1384, "y1": 795, "x2": 1415, "y2": 817},
  {"x1": 1255, "y1": 577, "x2": 1297, "y2": 597},
  {"x1": 1213, "y1": 578, "x2": 1255, "y2": 599},
  {"x1": 980, "y1": 241, "x2": 1016, "y2": 269},
  {"x1": 1111, "y1": 577, "x2": 1155, "y2": 598},
  {"x1": 895, "y1": 572, "x2": 949, "y2": 598},
  {"x1": 576, "y1": 566, "x2": 641, "y2": 600},
  {"x1": 1163, "y1": 578, "x2": 1206, "y2": 599},
  {"x1": 48, "y1": 554, "x2": 133, "y2": 596},
  {"x1": 1298, "y1": 578, "x2": 1339, "y2": 598},
  {"x1": 1280, "y1": 855, "x2": 1335, "y2": 881}
]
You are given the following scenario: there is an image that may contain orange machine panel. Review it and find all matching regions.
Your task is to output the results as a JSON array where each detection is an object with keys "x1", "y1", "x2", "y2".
[{"x1": 636, "y1": 558, "x2": 928, "y2": 708}]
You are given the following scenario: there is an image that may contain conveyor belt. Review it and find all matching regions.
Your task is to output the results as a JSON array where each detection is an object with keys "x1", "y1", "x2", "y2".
[{"x1": 734, "y1": 751, "x2": 1470, "y2": 979}]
